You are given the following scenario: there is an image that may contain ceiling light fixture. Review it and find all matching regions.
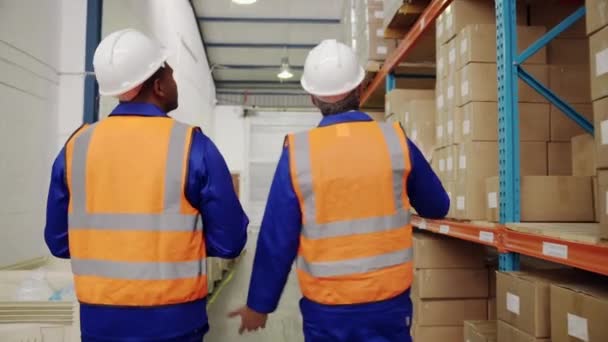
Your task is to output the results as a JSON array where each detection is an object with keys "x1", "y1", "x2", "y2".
[
  {"x1": 231, "y1": 0, "x2": 257, "y2": 5},
  {"x1": 277, "y1": 56, "x2": 294, "y2": 80}
]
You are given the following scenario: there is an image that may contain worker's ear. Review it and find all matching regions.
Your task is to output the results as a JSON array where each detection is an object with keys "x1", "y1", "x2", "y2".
[{"x1": 153, "y1": 77, "x2": 165, "y2": 98}]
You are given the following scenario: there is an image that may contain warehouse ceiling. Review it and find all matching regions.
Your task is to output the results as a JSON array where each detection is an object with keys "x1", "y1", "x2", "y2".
[{"x1": 192, "y1": 0, "x2": 347, "y2": 96}]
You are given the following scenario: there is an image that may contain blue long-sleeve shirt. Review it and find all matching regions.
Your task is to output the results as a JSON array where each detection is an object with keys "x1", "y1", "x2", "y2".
[
  {"x1": 247, "y1": 111, "x2": 449, "y2": 318},
  {"x1": 44, "y1": 102, "x2": 248, "y2": 341}
]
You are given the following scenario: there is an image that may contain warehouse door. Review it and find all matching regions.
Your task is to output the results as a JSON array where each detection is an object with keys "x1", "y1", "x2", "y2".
[{"x1": 245, "y1": 111, "x2": 321, "y2": 230}]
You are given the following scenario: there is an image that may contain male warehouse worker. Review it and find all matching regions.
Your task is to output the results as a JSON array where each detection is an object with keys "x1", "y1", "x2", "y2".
[
  {"x1": 230, "y1": 39, "x2": 449, "y2": 341},
  {"x1": 44, "y1": 29, "x2": 248, "y2": 341}
]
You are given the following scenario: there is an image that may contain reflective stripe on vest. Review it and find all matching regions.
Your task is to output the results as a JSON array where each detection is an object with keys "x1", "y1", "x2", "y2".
[
  {"x1": 69, "y1": 122, "x2": 205, "y2": 281},
  {"x1": 291, "y1": 122, "x2": 412, "y2": 277}
]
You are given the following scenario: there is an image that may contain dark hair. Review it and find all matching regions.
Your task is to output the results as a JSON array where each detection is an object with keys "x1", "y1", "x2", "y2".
[{"x1": 314, "y1": 88, "x2": 361, "y2": 116}]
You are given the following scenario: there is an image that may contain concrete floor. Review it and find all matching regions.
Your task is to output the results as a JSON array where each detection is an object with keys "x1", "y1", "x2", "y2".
[{"x1": 206, "y1": 231, "x2": 305, "y2": 342}]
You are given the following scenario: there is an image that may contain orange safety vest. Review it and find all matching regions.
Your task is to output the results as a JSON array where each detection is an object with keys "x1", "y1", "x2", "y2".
[
  {"x1": 287, "y1": 120, "x2": 413, "y2": 305},
  {"x1": 64, "y1": 116, "x2": 207, "y2": 306}
]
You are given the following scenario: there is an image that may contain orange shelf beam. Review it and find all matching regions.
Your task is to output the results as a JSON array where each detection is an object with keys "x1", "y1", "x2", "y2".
[
  {"x1": 502, "y1": 229, "x2": 608, "y2": 276},
  {"x1": 412, "y1": 215, "x2": 608, "y2": 276},
  {"x1": 412, "y1": 216, "x2": 498, "y2": 247},
  {"x1": 360, "y1": 0, "x2": 453, "y2": 106}
]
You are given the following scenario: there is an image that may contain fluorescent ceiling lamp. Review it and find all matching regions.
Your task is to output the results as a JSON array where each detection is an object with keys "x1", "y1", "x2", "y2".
[
  {"x1": 232, "y1": 0, "x2": 257, "y2": 4},
  {"x1": 277, "y1": 56, "x2": 294, "y2": 80}
]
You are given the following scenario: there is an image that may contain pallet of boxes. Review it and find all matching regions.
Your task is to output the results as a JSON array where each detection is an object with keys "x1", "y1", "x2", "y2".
[{"x1": 411, "y1": 232, "x2": 492, "y2": 341}]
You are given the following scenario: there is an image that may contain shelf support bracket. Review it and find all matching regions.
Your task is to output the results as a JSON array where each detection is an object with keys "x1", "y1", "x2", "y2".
[
  {"x1": 518, "y1": 66, "x2": 593, "y2": 134},
  {"x1": 516, "y1": 6, "x2": 586, "y2": 64}
]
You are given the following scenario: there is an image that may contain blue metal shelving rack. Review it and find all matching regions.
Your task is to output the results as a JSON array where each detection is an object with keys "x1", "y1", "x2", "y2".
[{"x1": 495, "y1": 0, "x2": 593, "y2": 271}]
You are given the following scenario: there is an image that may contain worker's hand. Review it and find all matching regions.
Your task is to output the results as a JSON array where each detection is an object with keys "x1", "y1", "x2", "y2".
[{"x1": 228, "y1": 306, "x2": 268, "y2": 334}]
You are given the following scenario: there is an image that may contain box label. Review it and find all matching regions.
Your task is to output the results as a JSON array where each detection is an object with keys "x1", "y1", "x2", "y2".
[
  {"x1": 438, "y1": 57, "x2": 444, "y2": 72},
  {"x1": 439, "y1": 159, "x2": 446, "y2": 172},
  {"x1": 488, "y1": 192, "x2": 498, "y2": 209},
  {"x1": 439, "y1": 225, "x2": 450, "y2": 234},
  {"x1": 596, "y1": 48, "x2": 608, "y2": 76},
  {"x1": 567, "y1": 313, "x2": 589, "y2": 341},
  {"x1": 376, "y1": 28, "x2": 384, "y2": 38},
  {"x1": 457, "y1": 196, "x2": 465, "y2": 210},
  {"x1": 462, "y1": 81, "x2": 469, "y2": 97},
  {"x1": 437, "y1": 21, "x2": 444, "y2": 36},
  {"x1": 459, "y1": 155, "x2": 466, "y2": 169},
  {"x1": 463, "y1": 120, "x2": 471, "y2": 135},
  {"x1": 448, "y1": 85, "x2": 454, "y2": 99},
  {"x1": 460, "y1": 38, "x2": 468, "y2": 54},
  {"x1": 417, "y1": 219, "x2": 427, "y2": 230},
  {"x1": 601, "y1": 120, "x2": 608, "y2": 145},
  {"x1": 412, "y1": 129, "x2": 418, "y2": 141},
  {"x1": 374, "y1": 10, "x2": 384, "y2": 19},
  {"x1": 437, "y1": 125, "x2": 444, "y2": 138},
  {"x1": 446, "y1": 12, "x2": 453, "y2": 28},
  {"x1": 377, "y1": 46, "x2": 388, "y2": 55},
  {"x1": 437, "y1": 95, "x2": 444, "y2": 109},
  {"x1": 405, "y1": 112, "x2": 410, "y2": 123},
  {"x1": 447, "y1": 156, "x2": 453, "y2": 171},
  {"x1": 479, "y1": 231, "x2": 494, "y2": 243},
  {"x1": 449, "y1": 48, "x2": 456, "y2": 65},
  {"x1": 542, "y1": 242, "x2": 568, "y2": 259},
  {"x1": 447, "y1": 120, "x2": 454, "y2": 135},
  {"x1": 507, "y1": 292, "x2": 520, "y2": 315}
]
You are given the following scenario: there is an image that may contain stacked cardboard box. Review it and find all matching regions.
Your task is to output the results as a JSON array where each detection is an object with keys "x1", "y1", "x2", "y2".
[
  {"x1": 587, "y1": 0, "x2": 608, "y2": 237},
  {"x1": 496, "y1": 270, "x2": 578, "y2": 342},
  {"x1": 348, "y1": 0, "x2": 399, "y2": 66},
  {"x1": 464, "y1": 320, "x2": 497, "y2": 342},
  {"x1": 411, "y1": 233, "x2": 490, "y2": 341},
  {"x1": 550, "y1": 279, "x2": 608, "y2": 341},
  {"x1": 385, "y1": 89, "x2": 436, "y2": 160}
]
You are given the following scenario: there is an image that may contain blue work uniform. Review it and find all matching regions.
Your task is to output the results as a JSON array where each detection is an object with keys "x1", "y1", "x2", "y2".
[
  {"x1": 246, "y1": 111, "x2": 449, "y2": 341},
  {"x1": 44, "y1": 103, "x2": 249, "y2": 342}
]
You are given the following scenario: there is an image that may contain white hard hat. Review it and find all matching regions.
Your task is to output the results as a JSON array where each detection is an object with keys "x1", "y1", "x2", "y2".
[
  {"x1": 301, "y1": 39, "x2": 365, "y2": 99},
  {"x1": 93, "y1": 29, "x2": 168, "y2": 97}
]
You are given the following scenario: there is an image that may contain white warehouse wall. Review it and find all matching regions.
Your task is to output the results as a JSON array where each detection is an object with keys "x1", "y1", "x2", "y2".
[
  {"x1": 100, "y1": 0, "x2": 217, "y2": 135},
  {"x1": 0, "y1": 0, "x2": 87, "y2": 266}
]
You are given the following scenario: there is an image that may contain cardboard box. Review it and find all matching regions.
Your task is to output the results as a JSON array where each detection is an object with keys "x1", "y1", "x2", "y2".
[
  {"x1": 489, "y1": 269, "x2": 497, "y2": 298},
  {"x1": 436, "y1": 10, "x2": 446, "y2": 48},
  {"x1": 598, "y1": 170, "x2": 608, "y2": 237},
  {"x1": 368, "y1": 36, "x2": 397, "y2": 61},
  {"x1": 436, "y1": 110, "x2": 448, "y2": 149},
  {"x1": 594, "y1": 97, "x2": 608, "y2": 168},
  {"x1": 593, "y1": 176, "x2": 600, "y2": 223},
  {"x1": 547, "y1": 38, "x2": 590, "y2": 65},
  {"x1": 457, "y1": 24, "x2": 547, "y2": 70},
  {"x1": 407, "y1": 99, "x2": 436, "y2": 159},
  {"x1": 442, "y1": 0, "x2": 525, "y2": 45},
  {"x1": 461, "y1": 102, "x2": 549, "y2": 142},
  {"x1": 571, "y1": 134, "x2": 596, "y2": 176},
  {"x1": 590, "y1": 26, "x2": 608, "y2": 101},
  {"x1": 486, "y1": 176, "x2": 595, "y2": 222},
  {"x1": 548, "y1": 65, "x2": 592, "y2": 104},
  {"x1": 445, "y1": 180, "x2": 456, "y2": 218},
  {"x1": 458, "y1": 63, "x2": 549, "y2": 105},
  {"x1": 551, "y1": 281, "x2": 608, "y2": 342},
  {"x1": 488, "y1": 298, "x2": 497, "y2": 320},
  {"x1": 530, "y1": 3, "x2": 587, "y2": 38},
  {"x1": 586, "y1": 0, "x2": 608, "y2": 35},
  {"x1": 413, "y1": 325, "x2": 464, "y2": 342},
  {"x1": 446, "y1": 144, "x2": 459, "y2": 181},
  {"x1": 497, "y1": 321, "x2": 551, "y2": 342},
  {"x1": 464, "y1": 321, "x2": 497, "y2": 342},
  {"x1": 413, "y1": 232, "x2": 486, "y2": 269},
  {"x1": 414, "y1": 297, "x2": 488, "y2": 326},
  {"x1": 455, "y1": 142, "x2": 499, "y2": 220},
  {"x1": 440, "y1": 39, "x2": 458, "y2": 80},
  {"x1": 548, "y1": 142, "x2": 573, "y2": 175},
  {"x1": 445, "y1": 69, "x2": 458, "y2": 111},
  {"x1": 413, "y1": 268, "x2": 489, "y2": 299},
  {"x1": 451, "y1": 106, "x2": 464, "y2": 144},
  {"x1": 385, "y1": 89, "x2": 435, "y2": 119},
  {"x1": 521, "y1": 142, "x2": 548, "y2": 176},
  {"x1": 550, "y1": 103, "x2": 594, "y2": 141},
  {"x1": 497, "y1": 271, "x2": 575, "y2": 338}
]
